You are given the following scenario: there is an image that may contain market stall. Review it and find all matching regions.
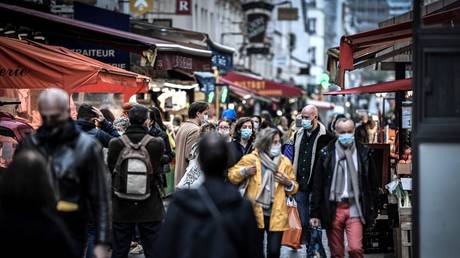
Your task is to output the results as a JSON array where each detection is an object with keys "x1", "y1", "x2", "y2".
[{"x1": 0, "y1": 36, "x2": 149, "y2": 124}]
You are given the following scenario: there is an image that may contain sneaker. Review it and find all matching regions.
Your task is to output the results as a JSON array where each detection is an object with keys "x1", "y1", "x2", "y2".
[{"x1": 129, "y1": 244, "x2": 144, "y2": 255}]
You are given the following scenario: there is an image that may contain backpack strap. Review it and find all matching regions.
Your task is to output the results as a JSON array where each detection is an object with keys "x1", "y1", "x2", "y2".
[
  {"x1": 138, "y1": 134, "x2": 154, "y2": 148},
  {"x1": 120, "y1": 135, "x2": 133, "y2": 148}
]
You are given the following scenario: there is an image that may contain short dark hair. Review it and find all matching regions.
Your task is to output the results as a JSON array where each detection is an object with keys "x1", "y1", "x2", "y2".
[
  {"x1": 77, "y1": 104, "x2": 97, "y2": 121},
  {"x1": 100, "y1": 108, "x2": 115, "y2": 123},
  {"x1": 198, "y1": 133, "x2": 229, "y2": 178},
  {"x1": 233, "y1": 117, "x2": 254, "y2": 142},
  {"x1": 188, "y1": 101, "x2": 209, "y2": 119},
  {"x1": 0, "y1": 151, "x2": 54, "y2": 210},
  {"x1": 128, "y1": 105, "x2": 149, "y2": 125},
  {"x1": 149, "y1": 106, "x2": 166, "y2": 131}
]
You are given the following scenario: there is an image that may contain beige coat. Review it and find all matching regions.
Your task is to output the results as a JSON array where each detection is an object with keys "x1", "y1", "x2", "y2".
[{"x1": 174, "y1": 119, "x2": 200, "y2": 186}]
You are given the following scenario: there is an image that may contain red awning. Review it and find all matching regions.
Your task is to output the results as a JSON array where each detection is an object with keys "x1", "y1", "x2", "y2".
[
  {"x1": 222, "y1": 71, "x2": 303, "y2": 97},
  {"x1": 220, "y1": 78, "x2": 255, "y2": 98},
  {"x1": 0, "y1": 37, "x2": 148, "y2": 100},
  {"x1": 336, "y1": 6, "x2": 460, "y2": 87},
  {"x1": 324, "y1": 78, "x2": 412, "y2": 95},
  {"x1": 0, "y1": 3, "x2": 212, "y2": 73}
]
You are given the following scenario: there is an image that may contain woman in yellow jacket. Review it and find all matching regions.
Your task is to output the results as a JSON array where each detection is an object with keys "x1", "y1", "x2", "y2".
[{"x1": 228, "y1": 128, "x2": 298, "y2": 258}]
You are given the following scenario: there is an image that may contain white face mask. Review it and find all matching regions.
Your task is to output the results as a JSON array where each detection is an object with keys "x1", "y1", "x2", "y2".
[
  {"x1": 269, "y1": 144, "x2": 282, "y2": 157},
  {"x1": 219, "y1": 129, "x2": 230, "y2": 137},
  {"x1": 253, "y1": 122, "x2": 260, "y2": 129},
  {"x1": 203, "y1": 114, "x2": 209, "y2": 122}
]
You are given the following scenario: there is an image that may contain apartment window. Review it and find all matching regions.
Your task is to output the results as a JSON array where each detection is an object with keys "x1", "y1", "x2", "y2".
[
  {"x1": 308, "y1": 18, "x2": 316, "y2": 34},
  {"x1": 306, "y1": 0, "x2": 316, "y2": 7},
  {"x1": 308, "y1": 47, "x2": 316, "y2": 65}
]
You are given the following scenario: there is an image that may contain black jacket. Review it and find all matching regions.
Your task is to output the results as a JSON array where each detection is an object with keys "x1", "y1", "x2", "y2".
[
  {"x1": 0, "y1": 209, "x2": 79, "y2": 258},
  {"x1": 16, "y1": 122, "x2": 111, "y2": 245},
  {"x1": 107, "y1": 125, "x2": 165, "y2": 223},
  {"x1": 155, "y1": 178, "x2": 262, "y2": 258},
  {"x1": 293, "y1": 126, "x2": 336, "y2": 191},
  {"x1": 149, "y1": 125, "x2": 174, "y2": 166},
  {"x1": 310, "y1": 141, "x2": 378, "y2": 229},
  {"x1": 76, "y1": 119, "x2": 120, "y2": 148},
  {"x1": 227, "y1": 140, "x2": 254, "y2": 168}
]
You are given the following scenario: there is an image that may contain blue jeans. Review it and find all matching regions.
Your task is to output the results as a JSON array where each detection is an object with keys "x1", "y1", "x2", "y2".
[
  {"x1": 85, "y1": 223, "x2": 96, "y2": 258},
  {"x1": 295, "y1": 190, "x2": 311, "y2": 245}
]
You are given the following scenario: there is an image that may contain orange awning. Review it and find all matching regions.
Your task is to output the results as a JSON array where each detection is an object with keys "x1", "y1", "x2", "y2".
[
  {"x1": 324, "y1": 78, "x2": 412, "y2": 95},
  {"x1": 0, "y1": 37, "x2": 149, "y2": 101}
]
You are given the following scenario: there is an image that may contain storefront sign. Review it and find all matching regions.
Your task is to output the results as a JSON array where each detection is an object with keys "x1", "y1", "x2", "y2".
[
  {"x1": 154, "y1": 53, "x2": 212, "y2": 72},
  {"x1": 130, "y1": 0, "x2": 153, "y2": 16},
  {"x1": 54, "y1": 3, "x2": 131, "y2": 70},
  {"x1": 402, "y1": 105, "x2": 412, "y2": 129},
  {"x1": 210, "y1": 48, "x2": 233, "y2": 74},
  {"x1": 0, "y1": 67, "x2": 28, "y2": 77},
  {"x1": 278, "y1": 7, "x2": 299, "y2": 21},
  {"x1": 247, "y1": 13, "x2": 269, "y2": 43},
  {"x1": 176, "y1": 0, "x2": 192, "y2": 15}
]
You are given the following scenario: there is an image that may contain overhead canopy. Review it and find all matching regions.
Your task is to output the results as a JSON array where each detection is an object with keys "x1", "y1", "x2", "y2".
[
  {"x1": 0, "y1": 3, "x2": 212, "y2": 72},
  {"x1": 0, "y1": 37, "x2": 149, "y2": 99},
  {"x1": 221, "y1": 71, "x2": 303, "y2": 97},
  {"x1": 330, "y1": 6, "x2": 460, "y2": 87},
  {"x1": 324, "y1": 79, "x2": 412, "y2": 95}
]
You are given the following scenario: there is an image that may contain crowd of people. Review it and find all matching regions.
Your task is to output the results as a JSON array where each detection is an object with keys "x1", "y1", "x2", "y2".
[{"x1": 0, "y1": 88, "x2": 378, "y2": 258}]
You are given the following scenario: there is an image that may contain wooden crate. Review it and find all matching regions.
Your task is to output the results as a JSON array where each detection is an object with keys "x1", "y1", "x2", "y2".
[{"x1": 401, "y1": 222, "x2": 412, "y2": 258}]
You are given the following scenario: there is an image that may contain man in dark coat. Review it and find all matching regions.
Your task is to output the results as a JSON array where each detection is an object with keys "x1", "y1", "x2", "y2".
[
  {"x1": 310, "y1": 118, "x2": 378, "y2": 258},
  {"x1": 291, "y1": 105, "x2": 335, "y2": 244},
  {"x1": 15, "y1": 89, "x2": 111, "y2": 258},
  {"x1": 156, "y1": 133, "x2": 262, "y2": 258},
  {"x1": 76, "y1": 104, "x2": 120, "y2": 148},
  {"x1": 107, "y1": 105, "x2": 164, "y2": 258}
]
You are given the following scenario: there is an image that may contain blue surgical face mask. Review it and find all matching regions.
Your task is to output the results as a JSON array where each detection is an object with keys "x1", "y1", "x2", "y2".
[
  {"x1": 338, "y1": 133, "x2": 355, "y2": 146},
  {"x1": 241, "y1": 128, "x2": 252, "y2": 140},
  {"x1": 302, "y1": 119, "x2": 313, "y2": 130},
  {"x1": 270, "y1": 144, "x2": 282, "y2": 157}
]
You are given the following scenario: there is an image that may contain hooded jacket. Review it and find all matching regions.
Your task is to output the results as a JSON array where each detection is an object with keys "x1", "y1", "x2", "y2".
[{"x1": 155, "y1": 178, "x2": 262, "y2": 258}]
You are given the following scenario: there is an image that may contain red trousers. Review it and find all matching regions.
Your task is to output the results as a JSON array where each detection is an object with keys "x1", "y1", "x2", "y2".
[{"x1": 327, "y1": 202, "x2": 364, "y2": 258}]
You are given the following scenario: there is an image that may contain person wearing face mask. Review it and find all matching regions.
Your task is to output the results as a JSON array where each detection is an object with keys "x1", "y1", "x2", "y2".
[
  {"x1": 251, "y1": 116, "x2": 262, "y2": 133},
  {"x1": 290, "y1": 105, "x2": 335, "y2": 246},
  {"x1": 227, "y1": 117, "x2": 255, "y2": 168},
  {"x1": 310, "y1": 118, "x2": 378, "y2": 258},
  {"x1": 15, "y1": 88, "x2": 111, "y2": 258},
  {"x1": 228, "y1": 128, "x2": 298, "y2": 258},
  {"x1": 174, "y1": 101, "x2": 209, "y2": 186},
  {"x1": 217, "y1": 119, "x2": 232, "y2": 142}
]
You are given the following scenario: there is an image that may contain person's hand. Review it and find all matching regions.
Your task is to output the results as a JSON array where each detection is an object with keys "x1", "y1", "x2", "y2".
[
  {"x1": 310, "y1": 218, "x2": 320, "y2": 227},
  {"x1": 92, "y1": 107, "x2": 105, "y2": 123},
  {"x1": 93, "y1": 244, "x2": 111, "y2": 258},
  {"x1": 245, "y1": 166, "x2": 257, "y2": 176},
  {"x1": 275, "y1": 171, "x2": 291, "y2": 187}
]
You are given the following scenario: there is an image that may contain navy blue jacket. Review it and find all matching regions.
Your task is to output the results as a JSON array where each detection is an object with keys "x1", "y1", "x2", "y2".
[{"x1": 76, "y1": 119, "x2": 120, "y2": 148}]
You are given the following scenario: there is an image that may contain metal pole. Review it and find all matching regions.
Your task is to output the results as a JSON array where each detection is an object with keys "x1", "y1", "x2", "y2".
[{"x1": 395, "y1": 62, "x2": 406, "y2": 160}]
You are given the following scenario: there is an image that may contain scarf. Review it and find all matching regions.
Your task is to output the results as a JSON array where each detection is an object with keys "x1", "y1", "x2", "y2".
[
  {"x1": 329, "y1": 141, "x2": 365, "y2": 223},
  {"x1": 256, "y1": 152, "x2": 281, "y2": 209}
]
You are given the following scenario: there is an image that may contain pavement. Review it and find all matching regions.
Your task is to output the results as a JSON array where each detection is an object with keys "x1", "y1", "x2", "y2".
[{"x1": 127, "y1": 197, "x2": 395, "y2": 258}]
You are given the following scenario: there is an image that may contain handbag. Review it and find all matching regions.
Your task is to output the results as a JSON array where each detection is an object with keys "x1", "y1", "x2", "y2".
[
  {"x1": 306, "y1": 226, "x2": 327, "y2": 258},
  {"x1": 281, "y1": 197, "x2": 303, "y2": 249},
  {"x1": 176, "y1": 158, "x2": 204, "y2": 190}
]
